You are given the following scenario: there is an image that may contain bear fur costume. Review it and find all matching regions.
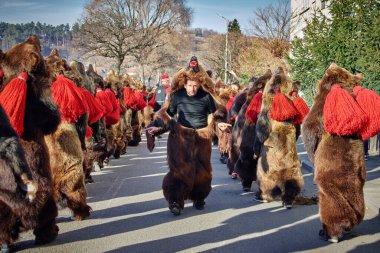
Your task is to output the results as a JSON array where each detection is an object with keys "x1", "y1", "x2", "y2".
[
  {"x1": 0, "y1": 104, "x2": 40, "y2": 252},
  {"x1": 234, "y1": 70, "x2": 272, "y2": 191},
  {"x1": 255, "y1": 67, "x2": 304, "y2": 207},
  {"x1": 302, "y1": 64, "x2": 366, "y2": 242},
  {"x1": 226, "y1": 89, "x2": 248, "y2": 174},
  {"x1": 147, "y1": 60, "x2": 228, "y2": 215},
  {"x1": 44, "y1": 49, "x2": 91, "y2": 220},
  {"x1": 0, "y1": 36, "x2": 61, "y2": 247},
  {"x1": 86, "y1": 65, "x2": 110, "y2": 169}
]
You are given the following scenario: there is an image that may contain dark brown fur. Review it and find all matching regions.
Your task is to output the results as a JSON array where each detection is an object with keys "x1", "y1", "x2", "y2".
[
  {"x1": 150, "y1": 72, "x2": 225, "y2": 214},
  {"x1": 0, "y1": 36, "x2": 60, "y2": 247},
  {"x1": 302, "y1": 64, "x2": 365, "y2": 239}
]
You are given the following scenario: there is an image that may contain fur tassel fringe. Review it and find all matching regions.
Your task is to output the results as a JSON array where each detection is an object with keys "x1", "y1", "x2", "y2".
[
  {"x1": 104, "y1": 88, "x2": 120, "y2": 125},
  {"x1": 245, "y1": 92, "x2": 263, "y2": 123},
  {"x1": 270, "y1": 93, "x2": 299, "y2": 121},
  {"x1": 0, "y1": 72, "x2": 28, "y2": 136},
  {"x1": 226, "y1": 97, "x2": 235, "y2": 112},
  {"x1": 123, "y1": 86, "x2": 138, "y2": 109},
  {"x1": 86, "y1": 125, "x2": 93, "y2": 139},
  {"x1": 95, "y1": 88, "x2": 113, "y2": 115},
  {"x1": 51, "y1": 75, "x2": 88, "y2": 123},
  {"x1": 354, "y1": 86, "x2": 380, "y2": 140},
  {"x1": 293, "y1": 97, "x2": 310, "y2": 125},
  {"x1": 148, "y1": 93, "x2": 156, "y2": 108},
  {"x1": 80, "y1": 87, "x2": 104, "y2": 124},
  {"x1": 323, "y1": 84, "x2": 367, "y2": 136},
  {"x1": 134, "y1": 91, "x2": 147, "y2": 111}
]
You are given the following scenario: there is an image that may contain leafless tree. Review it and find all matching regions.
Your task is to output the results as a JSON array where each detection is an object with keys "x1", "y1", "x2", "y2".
[
  {"x1": 131, "y1": 30, "x2": 191, "y2": 84},
  {"x1": 74, "y1": 0, "x2": 192, "y2": 74},
  {"x1": 249, "y1": 0, "x2": 291, "y2": 58}
]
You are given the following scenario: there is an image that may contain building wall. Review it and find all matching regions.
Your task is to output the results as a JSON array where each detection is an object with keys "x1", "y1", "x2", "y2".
[{"x1": 290, "y1": 0, "x2": 331, "y2": 40}]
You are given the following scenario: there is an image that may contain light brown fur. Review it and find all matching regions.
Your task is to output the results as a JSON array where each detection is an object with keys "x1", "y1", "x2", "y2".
[{"x1": 256, "y1": 67, "x2": 304, "y2": 205}]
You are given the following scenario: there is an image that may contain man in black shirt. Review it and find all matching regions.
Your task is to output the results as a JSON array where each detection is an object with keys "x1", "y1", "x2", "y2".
[
  {"x1": 147, "y1": 79, "x2": 216, "y2": 133},
  {"x1": 146, "y1": 62, "x2": 228, "y2": 216}
]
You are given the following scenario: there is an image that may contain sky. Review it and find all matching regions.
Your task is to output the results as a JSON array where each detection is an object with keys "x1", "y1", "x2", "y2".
[{"x1": 0, "y1": 0, "x2": 279, "y2": 33}]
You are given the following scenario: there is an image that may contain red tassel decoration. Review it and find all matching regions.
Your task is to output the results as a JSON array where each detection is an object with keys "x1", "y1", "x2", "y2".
[
  {"x1": 323, "y1": 84, "x2": 368, "y2": 136},
  {"x1": 245, "y1": 91, "x2": 263, "y2": 123},
  {"x1": 85, "y1": 125, "x2": 93, "y2": 139},
  {"x1": 293, "y1": 97, "x2": 310, "y2": 125},
  {"x1": 80, "y1": 87, "x2": 104, "y2": 124},
  {"x1": 354, "y1": 86, "x2": 380, "y2": 140},
  {"x1": 270, "y1": 93, "x2": 299, "y2": 121},
  {"x1": 123, "y1": 86, "x2": 138, "y2": 109},
  {"x1": 164, "y1": 85, "x2": 171, "y2": 94},
  {"x1": 104, "y1": 88, "x2": 120, "y2": 125},
  {"x1": 95, "y1": 88, "x2": 113, "y2": 115},
  {"x1": 226, "y1": 97, "x2": 235, "y2": 112},
  {"x1": 134, "y1": 91, "x2": 147, "y2": 111},
  {"x1": 0, "y1": 72, "x2": 28, "y2": 136},
  {"x1": 51, "y1": 75, "x2": 88, "y2": 123},
  {"x1": 148, "y1": 93, "x2": 156, "y2": 108}
]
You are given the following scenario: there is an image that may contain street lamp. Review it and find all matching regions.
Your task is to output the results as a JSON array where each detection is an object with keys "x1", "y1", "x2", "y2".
[{"x1": 217, "y1": 14, "x2": 229, "y2": 84}]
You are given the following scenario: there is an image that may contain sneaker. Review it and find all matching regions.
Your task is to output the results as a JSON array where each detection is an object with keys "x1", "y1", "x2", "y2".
[
  {"x1": 365, "y1": 154, "x2": 369, "y2": 161},
  {"x1": 231, "y1": 172, "x2": 238, "y2": 179},
  {"x1": 319, "y1": 229, "x2": 339, "y2": 243},
  {"x1": 328, "y1": 236, "x2": 339, "y2": 243}
]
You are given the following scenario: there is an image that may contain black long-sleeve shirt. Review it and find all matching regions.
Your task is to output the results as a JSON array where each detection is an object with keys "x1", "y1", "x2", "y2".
[{"x1": 167, "y1": 88, "x2": 216, "y2": 129}]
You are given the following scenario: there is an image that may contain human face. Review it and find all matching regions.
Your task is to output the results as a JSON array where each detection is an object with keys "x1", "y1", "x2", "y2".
[
  {"x1": 184, "y1": 80, "x2": 199, "y2": 96},
  {"x1": 162, "y1": 78, "x2": 170, "y2": 86}
]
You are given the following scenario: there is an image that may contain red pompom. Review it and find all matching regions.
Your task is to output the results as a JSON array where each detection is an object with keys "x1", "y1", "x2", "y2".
[
  {"x1": 51, "y1": 75, "x2": 88, "y2": 123},
  {"x1": 123, "y1": 86, "x2": 138, "y2": 109},
  {"x1": 95, "y1": 89, "x2": 113, "y2": 115},
  {"x1": 134, "y1": 91, "x2": 147, "y2": 111},
  {"x1": 85, "y1": 125, "x2": 93, "y2": 139},
  {"x1": 293, "y1": 97, "x2": 310, "y2": 125},
  {"x1": 148, "y1": 93, "x2": 156, "y2": 108},
  {"x1": 80, "y1": 88, "x2": 104, "y2": 124},
  {"x1": 0, "y1": 73, "x2": 28, "y2": 136},
  {"x1": 245, "y1": 91, "x2": 263, "y2": 123},
  {"x1": 270, "y1": 93, "x2": 299, "y2": 121},
  {"x1": 354, "y1": 86, "x2": 380, "y2": 140},
  {"x1": 104, "y1": 88, "x2": 120, "y2": 125},
  {"x1": 226, "y1": 97, "x2": 235, "y2": 112},
  {"x1": 164, "y1": 85, "x2": 171, "y2": 94},
  {"x1": 323, "y1": 84, "x2": 367, "y2": 136}
]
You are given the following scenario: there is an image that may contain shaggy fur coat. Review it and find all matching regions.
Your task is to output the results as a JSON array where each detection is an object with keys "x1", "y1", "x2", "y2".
[
  {"x1": 0, "y1": 36, "x2": 60, "y2": 246},
  {"x1": 302, "y1": 63, "x2": 366, "y2": 240},
  {"x1": 255, "y1": 67, "x2": 304, "y2": 206}
]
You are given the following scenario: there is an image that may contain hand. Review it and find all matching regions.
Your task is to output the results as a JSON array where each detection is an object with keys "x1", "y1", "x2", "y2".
[
  {"x1": 217, "y1": 122, "x2": 232, "y2": 131},
  {"x1": 146, "y1": 126, "x2": 161, "y2": 136}
]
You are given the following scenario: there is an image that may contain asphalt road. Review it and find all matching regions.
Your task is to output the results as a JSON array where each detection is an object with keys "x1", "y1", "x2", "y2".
[{"x1": 15, "y1": 134, "x2": 380, "y2": 253}]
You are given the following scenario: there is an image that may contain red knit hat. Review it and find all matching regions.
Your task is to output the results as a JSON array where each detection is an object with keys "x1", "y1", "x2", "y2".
[{"x1": 161, "y1": 74, "x2": 169, "y2": 79}]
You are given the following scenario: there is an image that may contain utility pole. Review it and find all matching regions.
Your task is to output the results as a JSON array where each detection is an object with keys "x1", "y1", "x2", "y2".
[{"x1": 218, "y1": 14, "x2": 229, "y2": 84}]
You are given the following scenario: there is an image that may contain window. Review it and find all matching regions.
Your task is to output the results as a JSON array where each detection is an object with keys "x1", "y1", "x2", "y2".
[{"x1": 321, "y1": 0, "x2": 326, "y2": 10}]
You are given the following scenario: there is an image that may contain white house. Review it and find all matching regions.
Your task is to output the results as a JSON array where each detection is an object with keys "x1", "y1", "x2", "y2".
[{"x1": 290, "y1": 0, "x2": 331, "y2": 40}]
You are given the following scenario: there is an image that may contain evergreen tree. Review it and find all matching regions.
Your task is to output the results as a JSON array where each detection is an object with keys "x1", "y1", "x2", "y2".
[
  {"x1": 289, "y1": 0, "x2": 380, "y2": 105},
  {"x1": 228, "y1": 19, "x2": 241, "y2": 33}
]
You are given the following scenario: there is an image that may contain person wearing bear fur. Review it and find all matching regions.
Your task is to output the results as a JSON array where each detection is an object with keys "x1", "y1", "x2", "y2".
[
  {"x1": 302, "y1": 63, "x2": 380, "y2": 243},
  {"x1": 0, "y1": 104, "x2": 38, "y2": 253},
  {"x1": 146, "y1": 56, "x2": 228, "y2": 216},
  {"x1": 0, "y1": 36, "x2": 61, "y2": 250},
  {"x1": 254, "y1": 67, "x2": 305, "y2": 208}
]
